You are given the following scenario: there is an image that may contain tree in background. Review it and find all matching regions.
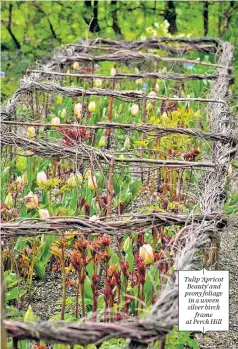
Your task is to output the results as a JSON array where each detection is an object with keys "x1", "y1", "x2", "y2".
[
  {"x1": 203, "y1": 1, "x2": 209, "y2": 36},
  {"x1": 84, "y1": 0, "x2": 101, "y2": 33},
  {"x1": 164, "y1": 1, "x2": 177, "y2": 34},
  {"x1": 1, "y1": 1, "x2": 238, "y2": 101}
]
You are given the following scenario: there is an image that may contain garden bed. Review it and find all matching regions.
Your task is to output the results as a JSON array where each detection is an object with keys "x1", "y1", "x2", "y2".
[{"x1": 1, "y1": 37, "x2": 235, "y2": 349}]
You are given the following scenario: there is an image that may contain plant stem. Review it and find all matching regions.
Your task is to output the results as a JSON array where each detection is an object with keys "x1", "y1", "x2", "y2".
[
  {"x1": 117, "y1": 286, "x2": 121, "y2": 313},
  {"x1": 75, "y1": 278, "x2": 80, "y2": 318},
  {"x1": 61, "y1": 249, "x2": 66, "y2": 320},
  {"x1": 81, "y1": 279, "x2": 86, "y2": 318},
  {"x1": 141, "y1": 283, "x2": 145, "y2": 312},
  {"x1": 136, "y1": 283, "x2": 140, "y2": 316},
  {"x1": 107, "y1": 158, "x2": 115, "y2": 216}
]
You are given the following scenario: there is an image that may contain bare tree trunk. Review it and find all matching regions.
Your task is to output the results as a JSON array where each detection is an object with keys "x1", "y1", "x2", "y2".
[
  {"x1": 5, "y1": 4, "x2": 21, "y2": 49},
  {"x1": 218, "y1": 2, "x2": 223, "y2": 37},
  {"x1": 33, "y1": 4, "x2": 58, "y2": 40},
  {"x1": 164, "y1": 1, "x2": 177, "y2": 35},
  {"x1": 222, "y1": 1, "x2": 236, "y2": 36},
  {"x1": 83, "y1": 0, "x2": 101, "y2": 33},
  {"x1": 111, "y1": 0, "x2": 123, "y2": 39},
  {"x1": 203, "y1": 1, "x2": 209, "y2": 37}
]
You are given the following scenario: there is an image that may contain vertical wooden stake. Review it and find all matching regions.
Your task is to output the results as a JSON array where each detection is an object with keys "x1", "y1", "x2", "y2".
[
  {"x1": 140, "y1": 96, "x2": 147, "y2": 183},
  {"x1": 106, "y1": 71, "x2": 116, "y2": 149},
  {"x1": 107, "y1": 158, "x2": 115, "y2": 216}
]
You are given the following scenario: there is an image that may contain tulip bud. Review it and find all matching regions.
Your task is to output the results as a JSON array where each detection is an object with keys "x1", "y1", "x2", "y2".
[
  {"x1": 88, "y1": 176, "x2": 97, "y2": 190},
  {"x1": 131, "y1": 104, "x2": 139, "y2": 116},
  {"x1": 89, "y1": 215, "x2": 100, "y2": 222},
  {"x1": 37, "y1": 171, "x2": 47, "y2": 186},
  {"x1": 228, "y1": 165, "x2": 232, "y2": 177},
  {"x1": 139, "y1": 244, "x2": 154, "y2": 265},
  {"x1": 148, "y1": 91, "x2": 157, "y2": 99},
  {"x1": 155, "y1": 83, "x2": 160, "y2": 92},
  {"x1": 38, "y1": 208, "x2": 50, "y2": 219},
  {"x1": 27, "y1": 126, "x2": 36, "y2": 138},
  {"x1": 94, "y1": 78, "x2": 103, "y2": 88},
  {"x1": 61, "y1": 108, "x2": 67, "y2": 118},
  {"x1": 146, "y1": 102, "x2": 153, "y2": 111},
  {"x1": 26, "y1": 151, "x2": 35, "y2": 156},
  {"x1": 118, "y1": 104, "x2": 123, "y2": 114},
  {"x1": 136, "y1": 78, "x2": 143, "y2": 85},
  {"x1": 84, "y1": 170, "x2": 91, "y2": 180},
  {"x1": 110, "y1": 67, "x2": 117, "y2": 77},
  {"x1": 123, "y1": 236, "x2": 131, "y2": 252},
  {"x1": 99, "y1": 135, "x2": 106, "y2": 148},
  {"x1": 56, "y1": 95, "x2": 63, "y2": 105},
  {"x1": 5, "y1": 193, "x2": 13, "y2": 207},
  {"x1": 124, "y1": 136, "x2": 130, "y2": 149},
  {"x1": 67, "y1": 173, "x2": 77, "y2": 188},
  {"x1": 73, "y1": 61, "x2": 80, "y2": 70},
  {"x1": 88, "y1": 101, "x2": 96, "y2": 113},
  {"x1": 51, "y1": 117, "x2": 61, "y2": 126},
  {"x1": 25, "y1": 192, "x2": 39, "y2": 209},
  {"x1": 76, "y1": 172, "x2": 83, "y2": 185},
  {"x1": 74, "y1": 103, "x2": 82, "y2": 119}
]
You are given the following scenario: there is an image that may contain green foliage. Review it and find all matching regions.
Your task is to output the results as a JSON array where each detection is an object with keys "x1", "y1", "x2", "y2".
[
  {"x1": 4, "y1": 271, "x2": 26, "y2": 304},
  {"x1": 224, "y1": 192, "x2": 238, "y2": 215},
  {"x1": 165, "y1": 326, "x2": 199, "y2": 349}
]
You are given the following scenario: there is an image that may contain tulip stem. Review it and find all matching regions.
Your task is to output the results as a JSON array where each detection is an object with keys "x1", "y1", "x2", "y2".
[
  {"x1": 61, "y1": 248, "x2": 66, "y2": 320},
  {"x1": 81, "y1": 280, "x2": 86, "y2": 318},
  {"x1": 75, "y1": 278, "x2": 80, "y2": 318},
  {"x1": 136, "y1": 283, "x2": 140, "y2": 316}
]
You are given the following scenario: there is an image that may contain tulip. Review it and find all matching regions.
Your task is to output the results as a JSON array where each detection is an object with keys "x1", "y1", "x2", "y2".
[
  {"x1": 94, "y1": 78, "x2": 103, "y2": 88},
  {"x1": 136, "y1": 78, "x2": 143, "y2": 85},
  {"x1": 88, "y1": 176, "x2": 97, "y2": 190},
  {"x1": 118, "y1": 104, "x2": 123, "y2": 114},
  {"x1": 76, "y1": 172, "x2": 83, "y2": 185},
  {"x1": 25, "y1": 192, "x2": 39, "y2": 209},
  {"x1": 123, "y1": 236, "x2": 131, "y2": 252},
  {"x1": 67, "y1": 173, "x2": 77, "y2": 188},
  {"x1": 88, "y1": 101, "x2": 96, "y2": 113},
  {"x1": 5, "y1": 193, "x2": 13, "y2": 207},
  {"x1": 110, "y1": 67, "x2": 117, "y2": 77},
  {"x1": 61, "y1": 108, "x2": 67, "y2": 118},
  {"x1": 84, "y1": 170, "x2": 91, "y2": 180},
  {"x1": 37, "y1": 171, "x2": 47, "y2": 186},
  {"x1": 56, "y1": 95, "x2": 63, "y2": 105},
  {"x1": 39, "y1": 208, "x2": 50, "y2": 219},
  {"x1": 228, "y1": 165, "x2": 232, "y2": 177},
  {"x1": 26, "y1": 151, "x2": 35, "y2": 156},
  {"x1": 89, "y1": 215, "x2": 100, "y2": 222},
  {"x1": 73, "y1": 61, "x2": 80, "y2": 70},
  {"x1": 155, "y1": 83, "x2": 160, "y2": 92},
  {"x1": 148, "y1": 91, "x2": 157, "y2": 99},
  {"x1": 27, "y1": 126, "x2": 36, "y2": 138},
  {"x1": 131, "y1": 104, "x2": 139, "y2": 116},
  {"x1": 139, "y1": 244, "x2": 154, "y2": 265},
  {"x1": 51, "y1": 117, "x2": 61, "y2": 126},
  {"x1": 99, "y1": 135, "x2": 106, "y2": 148},
  {"x1": 146, "y1": 102, "x2": 153, "y2": 111},
  {"x1": 124, "y1": 136, "x2": 130, "y2": 150},
  {"x1": 74, "y1": 103, "x2": 82, "y2": 119},
  {"x1": 16, "y1": 176, "x2": 24, "y2": 185}
]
